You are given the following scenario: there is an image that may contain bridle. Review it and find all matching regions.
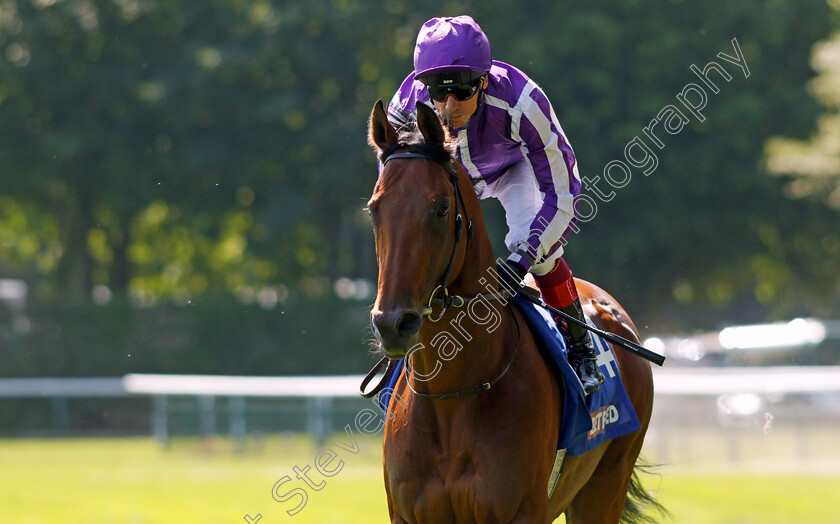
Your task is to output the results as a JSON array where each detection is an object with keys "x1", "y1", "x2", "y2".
[
  {"x1": 381, "y1": 150, "x2": 473, "y2": 322},
  {"x1": 378, "y1": 150, "x2": 512, "y2": 319},
  {"x1": 360, "y1": 148, "x2": 519, "y2": 401}
]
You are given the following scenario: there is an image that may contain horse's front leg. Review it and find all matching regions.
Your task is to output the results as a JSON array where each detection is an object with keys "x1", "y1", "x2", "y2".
[
  {"x1": 387, "y1": 502, "x2": 409, "y2": 524},
  {"x1": 386, "y1": 494, "x2": 409, "y2": 524},
  {"x1": 507, "y1": 499, "x2": 549, "y2": 524},
  {"x1": 509, "y1": 513, "x2": 548, "y2": 524}
]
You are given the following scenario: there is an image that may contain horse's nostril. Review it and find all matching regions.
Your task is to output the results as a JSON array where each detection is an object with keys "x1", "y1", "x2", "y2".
[
  {"x1": 372, "y1": 309, "x2": 422, "y2": 351},
  {"x1": 371, "y1": 312, "x2": 387, "y2": 335},
  {"x1": 395, "y1": 311, "x2": 422, "y2": 336}
]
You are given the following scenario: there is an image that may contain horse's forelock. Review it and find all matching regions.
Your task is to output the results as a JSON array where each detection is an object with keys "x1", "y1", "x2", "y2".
[{"x1": 379, "y1": 121, "x2": 456, "y2": 167}]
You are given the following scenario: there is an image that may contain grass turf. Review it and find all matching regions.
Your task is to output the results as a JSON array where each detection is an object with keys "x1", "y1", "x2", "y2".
[{"x1": 1, "y1": 434, "x2": 838, "y2": 523}]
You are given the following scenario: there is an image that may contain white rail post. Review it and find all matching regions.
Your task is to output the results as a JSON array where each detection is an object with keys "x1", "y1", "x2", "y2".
[
  {"x1": 50, "y1": 396, "x2": 70, "y2": 435},
  {"x1": 306, "y1": 396, "x2": 332, "y2": 445},
  {"x1": 229, "y1": 396, "x2": 247, "y2": 452},
  {"x1": 199, "y1": 395, "x2": 216, "y2": 437},
  {"x1": 152, "y1": 395, "x2": 169, "y2": 446}
]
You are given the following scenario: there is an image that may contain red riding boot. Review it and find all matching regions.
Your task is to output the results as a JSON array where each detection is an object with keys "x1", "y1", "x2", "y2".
[{"x1": 534, "y1": 258, "x2": 605, "y2": 395}]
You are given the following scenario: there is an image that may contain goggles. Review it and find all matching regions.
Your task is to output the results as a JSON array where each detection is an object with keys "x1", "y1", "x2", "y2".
[{"x1": 422, "y1": 72, "x2": 485, "y2": 102}]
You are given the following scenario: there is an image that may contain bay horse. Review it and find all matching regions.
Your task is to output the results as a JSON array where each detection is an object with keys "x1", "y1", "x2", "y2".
[{"x1": 366, "y1": 100, "x2": 660, "y2": 523}]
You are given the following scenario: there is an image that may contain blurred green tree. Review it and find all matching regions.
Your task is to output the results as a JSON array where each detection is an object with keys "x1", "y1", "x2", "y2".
[
  {"x1": 766, "y1": 30, "x2": 840, "y2": 208},
  {"x1": 462, "y1": 0, "x2": 839, "y2": 324},
  {"x1": 0, "y1": 0, "x2": 384, "y2": 303},
  {"x1": 0, "y1": 0, "x2": 836, "y2": 329}
]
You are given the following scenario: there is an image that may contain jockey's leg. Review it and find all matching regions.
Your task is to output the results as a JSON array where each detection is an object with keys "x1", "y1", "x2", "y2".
[{"x1": 533, "y1": 257, "x2": 605, "y2": 395}]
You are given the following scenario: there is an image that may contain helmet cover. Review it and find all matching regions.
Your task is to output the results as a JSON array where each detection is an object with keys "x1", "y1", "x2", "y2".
[{"x1": 413, "y1": 15, "x2": 492, "y2": 78}]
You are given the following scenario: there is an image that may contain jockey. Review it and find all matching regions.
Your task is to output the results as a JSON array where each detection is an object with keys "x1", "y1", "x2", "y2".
[{"x1": 387, "y1": 15, "x2": 605, "y2": 394}]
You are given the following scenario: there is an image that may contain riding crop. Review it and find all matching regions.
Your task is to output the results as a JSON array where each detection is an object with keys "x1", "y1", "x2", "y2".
[{"x1": 517, "y1": 287, "x2": 666, "y2": 366}]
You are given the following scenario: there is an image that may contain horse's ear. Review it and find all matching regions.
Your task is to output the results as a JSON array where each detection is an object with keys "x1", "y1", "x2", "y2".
[
  {"x1": 416, "y1": 102, "x2": 447, "y2": 145},
  {"x1": 368, "y1": 100, "x2": 397, "y2": 151}
]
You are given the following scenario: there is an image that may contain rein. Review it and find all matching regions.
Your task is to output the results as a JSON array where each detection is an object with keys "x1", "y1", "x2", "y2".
[{"x1": 404, "y1": 306, "x2": 522, "y2": 400}]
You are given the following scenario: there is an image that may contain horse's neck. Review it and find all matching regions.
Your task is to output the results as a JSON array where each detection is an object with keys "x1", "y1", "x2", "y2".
[{"x1": 411, "y1": 299, "x2": 513, "y2": 398}]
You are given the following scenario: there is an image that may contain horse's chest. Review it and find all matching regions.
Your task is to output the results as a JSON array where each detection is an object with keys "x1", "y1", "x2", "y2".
[{"x1": 385, "y1": 440, "x2": 517, "y2": 522}]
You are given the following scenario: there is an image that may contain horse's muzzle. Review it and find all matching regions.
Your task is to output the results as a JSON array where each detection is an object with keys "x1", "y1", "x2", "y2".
[{"x1": 371, "y1": 308, "x2": 422, "y2": 357}]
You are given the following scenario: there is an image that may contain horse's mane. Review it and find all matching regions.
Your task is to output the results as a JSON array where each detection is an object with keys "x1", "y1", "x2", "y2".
[{"x1": 379, "y1": 119, "x2": 456, "y2": 166}]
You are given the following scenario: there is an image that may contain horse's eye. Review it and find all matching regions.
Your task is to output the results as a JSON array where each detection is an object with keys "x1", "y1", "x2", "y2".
[{"x1": 432, "y1": 198, "x2": 450, "y2": 218}]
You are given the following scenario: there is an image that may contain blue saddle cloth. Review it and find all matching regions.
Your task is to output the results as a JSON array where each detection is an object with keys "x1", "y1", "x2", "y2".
[
  {"x1": 510, "y1": 294, "x2": 641, "y2": 455},
  {"x1": 377, "y1": 294, "x2": 640, "y2": 456}
]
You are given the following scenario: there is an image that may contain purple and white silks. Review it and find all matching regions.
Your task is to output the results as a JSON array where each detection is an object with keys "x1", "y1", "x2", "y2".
[{"x1": 387, "y1": 60, "x2": 581, "y2": 275}]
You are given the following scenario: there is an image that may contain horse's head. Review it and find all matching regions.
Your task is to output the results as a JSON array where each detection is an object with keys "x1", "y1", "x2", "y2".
[{"x1": 366, "y1": 100, "x2": 474, "y2": 358}]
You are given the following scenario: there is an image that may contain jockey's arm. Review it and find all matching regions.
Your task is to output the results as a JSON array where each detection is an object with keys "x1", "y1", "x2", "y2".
[{"x1": 507, "y1": 86, "x2": 579, "y2": 273}]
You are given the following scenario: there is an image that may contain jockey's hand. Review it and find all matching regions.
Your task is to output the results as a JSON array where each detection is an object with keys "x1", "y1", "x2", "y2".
[{"x1": 497, "y1": 259, "x2": 528, "y2": 294}]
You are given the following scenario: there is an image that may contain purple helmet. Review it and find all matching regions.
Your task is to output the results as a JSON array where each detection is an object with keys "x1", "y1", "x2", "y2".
[{"x1": 413, "y1": 16, "x2": 492, "y2": 78}]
